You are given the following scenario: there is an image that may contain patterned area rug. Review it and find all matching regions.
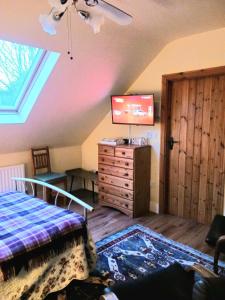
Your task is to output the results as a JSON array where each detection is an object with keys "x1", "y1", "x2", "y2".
[{"x1": 47, "y1": 224, "x2": 225, "y2": 300}]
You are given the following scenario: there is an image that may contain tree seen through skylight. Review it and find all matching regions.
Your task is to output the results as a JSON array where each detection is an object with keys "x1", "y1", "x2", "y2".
[
  {"x1": 0, "y1": 38, "x2": 60, "y2": 124},
  {"x1": 0, "y1": 40, "x2": 42, "y2": 109}
]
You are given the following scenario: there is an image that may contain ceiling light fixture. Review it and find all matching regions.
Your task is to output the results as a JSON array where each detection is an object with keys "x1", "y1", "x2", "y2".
[{"x1": 39, "y1": 0, "x2": 132, "y2": 36}]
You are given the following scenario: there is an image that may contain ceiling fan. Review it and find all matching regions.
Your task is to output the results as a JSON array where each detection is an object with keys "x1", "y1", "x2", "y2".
[{"x1": 39, "y1": 0, "x2": 133, "y2": 35}]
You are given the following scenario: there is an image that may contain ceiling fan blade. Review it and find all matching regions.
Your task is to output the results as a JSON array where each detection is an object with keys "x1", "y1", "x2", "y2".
[
  {"x1": 93, "y1": 0, "x2": 132, "y2": 25},
  {"x1": 39, "y1": 12, "x2": 58, "y2": 35}
]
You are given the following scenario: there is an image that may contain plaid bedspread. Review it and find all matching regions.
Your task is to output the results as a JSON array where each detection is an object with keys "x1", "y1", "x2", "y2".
[{"x1": 0, "y1": 191, "x2": 86, "y2": 279}]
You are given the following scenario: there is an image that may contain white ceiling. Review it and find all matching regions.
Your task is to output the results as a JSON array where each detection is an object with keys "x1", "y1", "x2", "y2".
[{"x1": 0, "y1": 0, "x2": 225, "y2": 153}]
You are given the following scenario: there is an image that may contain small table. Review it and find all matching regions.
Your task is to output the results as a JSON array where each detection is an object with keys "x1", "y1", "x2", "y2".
[{"x1": 65, "y1": 168, "x2": 98, "y2": 203}]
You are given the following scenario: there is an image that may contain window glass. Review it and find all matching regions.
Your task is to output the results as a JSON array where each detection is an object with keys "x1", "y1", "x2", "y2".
[{"x1": 0, "y1": 39, "x2": 60, "y2": 123}]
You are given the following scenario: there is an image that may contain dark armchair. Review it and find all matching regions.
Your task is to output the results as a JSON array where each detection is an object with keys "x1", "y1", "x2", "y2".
[
  {"x1": 205, "y1": 215, "x2": 225, "y2": 274},
  {"x1": 214, "y1": 235, "x2": 225, "y2": 274},
  {"x1": 100, "y1": 263, "x2": 225, "y2": 300}
]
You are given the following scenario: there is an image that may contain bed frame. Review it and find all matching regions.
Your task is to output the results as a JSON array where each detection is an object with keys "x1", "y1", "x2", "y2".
[
  {"x1": 1, "y1": 177, "x2": 96, "y2": 299},
  {"x1": 12, "y1": 177, "x2": 94, "y2": 222}
]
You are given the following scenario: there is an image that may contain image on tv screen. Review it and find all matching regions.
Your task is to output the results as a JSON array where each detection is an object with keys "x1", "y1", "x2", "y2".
[{"x1": 111, "y1": 95, "x2": 154, "y2": 125}]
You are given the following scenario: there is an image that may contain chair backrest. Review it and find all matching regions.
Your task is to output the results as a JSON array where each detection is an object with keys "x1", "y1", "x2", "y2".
[{"x1": 31, "y1": 146, "x2": 51, "y2": 175}]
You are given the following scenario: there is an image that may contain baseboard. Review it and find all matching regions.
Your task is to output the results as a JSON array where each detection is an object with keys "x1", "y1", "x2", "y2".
[{"x1": 150, "y1": 201, "x2": 159, "y2": 214}]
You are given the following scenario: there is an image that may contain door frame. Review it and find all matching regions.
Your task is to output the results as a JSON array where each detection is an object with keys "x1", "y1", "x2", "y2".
[{"x1": 159, "y1": 65, "x2": 225, "y2": 214}]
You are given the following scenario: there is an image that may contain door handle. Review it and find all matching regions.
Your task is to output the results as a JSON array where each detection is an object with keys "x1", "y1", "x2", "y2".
[{"x1": 168, "y1": 137, "x2": 179, "y2": 150}]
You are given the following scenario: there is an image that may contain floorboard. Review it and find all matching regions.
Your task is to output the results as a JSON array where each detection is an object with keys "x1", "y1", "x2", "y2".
[{"x1": 70, "y1": 189, "x2": 217, "y2": 257}]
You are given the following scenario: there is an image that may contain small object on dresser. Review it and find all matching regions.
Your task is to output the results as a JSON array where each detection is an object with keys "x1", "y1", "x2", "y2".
[
  {"x1": 131, "y1": 137, "x2": 148, "y2": 145},
  {"x1": 99, "y1": 138, "x2": 125, "y2": 146}
]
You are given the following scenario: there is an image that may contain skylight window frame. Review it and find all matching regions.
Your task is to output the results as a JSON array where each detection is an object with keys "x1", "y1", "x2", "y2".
[
  {"x1": 0, "y1": 49, "x2": 46, "y2": 113},
  {"x1": 0, "y1": 41, "x2": 60, "y2": 124}
]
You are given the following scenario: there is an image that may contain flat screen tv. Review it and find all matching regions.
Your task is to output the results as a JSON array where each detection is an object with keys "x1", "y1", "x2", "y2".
[{"x1": 111, "y1": 94, "x2": 154, "y2": 125}]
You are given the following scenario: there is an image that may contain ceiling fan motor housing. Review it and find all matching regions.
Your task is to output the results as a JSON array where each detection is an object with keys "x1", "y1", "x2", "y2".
[{"x1": 85, "y1": 0, "x2": 98, "y2": 7}]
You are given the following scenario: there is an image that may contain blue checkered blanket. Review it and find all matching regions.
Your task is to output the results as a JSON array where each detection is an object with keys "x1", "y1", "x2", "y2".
[{"x1": 0, "y1": 191, "x2": 86, "y2": 280}]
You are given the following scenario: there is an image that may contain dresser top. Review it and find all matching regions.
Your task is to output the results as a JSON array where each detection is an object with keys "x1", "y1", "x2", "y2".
[{"x1": 98, "y1": 143, "x2": 150, "y2": 149}]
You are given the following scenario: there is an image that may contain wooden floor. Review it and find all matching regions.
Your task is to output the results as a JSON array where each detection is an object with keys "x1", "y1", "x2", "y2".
[{"x1": 71, "y1": 189, "x2": 216, "y2": 257}]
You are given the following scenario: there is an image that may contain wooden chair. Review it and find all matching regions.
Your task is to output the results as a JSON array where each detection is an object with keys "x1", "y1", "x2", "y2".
[{"x1": 31, "y1": 146, "x2": 67, "y2": 204}]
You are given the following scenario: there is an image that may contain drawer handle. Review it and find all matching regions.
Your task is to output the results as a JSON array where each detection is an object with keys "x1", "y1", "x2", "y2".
[
  {"x1": 125, "y1": 204, "x2": 128, "y2": 208},
  {"x1": 125, "y1": 162, "x2": 129, "y2": 166},
  {"x1": 104, "y1": 149, "x2": 108, "y2": 153},
  {"x1": 125, "y1": 194, "x2": 129, "y2": 198},
  {"x1": 101, "y1": 158, "x2": 105, "y2": 162},
  {"x1": 124, "y1": 173, "x2": 129, "y2": 177},
  {"x1": 101, "y1": 168, "x2": 105, "y2": 171},
  {"x1": 101, "y1": 177, "x2": 105, "y2": 181},
  {"x1": 125, "y1": 183, "x2": 129, "y2": 187},
  {"x1": 101, "y1": 186, "x2": 105, "y2": 190},
  {"x1": 122, "y1": 151, "x2": 125, "y2": 155}
]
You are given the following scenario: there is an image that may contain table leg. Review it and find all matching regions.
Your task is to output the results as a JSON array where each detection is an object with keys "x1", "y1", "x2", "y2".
[
  {"x1": 92, "y1": 181, "x2": 95, "y2": 203},
  {"x1": 63, "y1": 178, "x2": 67, "y2": 206},
  {"x1": 70, "y1": 175, "x2": 74, "y2": 193},
  {"x1": 34, "y1": 183, "x2": 37, "y2": 197},
  {"x1": 46, "y1": 188, "x2": 52, "y2": 204}
]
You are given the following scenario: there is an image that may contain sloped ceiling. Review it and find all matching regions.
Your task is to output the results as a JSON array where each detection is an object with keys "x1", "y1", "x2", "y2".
[{"x1": 0, "y1": 0, "x2": 225, "y2": 153}]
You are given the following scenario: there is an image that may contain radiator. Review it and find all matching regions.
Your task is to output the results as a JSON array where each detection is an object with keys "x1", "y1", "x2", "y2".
[{"x1": 0, "y1": 164, "x2": 25, "y2": 192}]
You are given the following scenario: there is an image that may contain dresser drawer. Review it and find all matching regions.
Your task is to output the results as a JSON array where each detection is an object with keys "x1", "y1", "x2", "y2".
[
  {"x1": 98, "y1": 164, "x2": 133, "y2": 180},
  {"x1": 98, "y1": 155, "x2": 133, "y2": 169},
  {"x1": 99, "y1": 192, "x2": 133, "y2": 211},
  {"x1": 115, "y1": 147, "x2": 134, "y2": 159},
  {"x1": 98, "y1": 173, "x2": 133, "y2": 190},
  {"x1": 100, "y1": 201, "x2": 133, "y2": 217},
  {"x1": 98, "y1": 183, "x2": 133, "y2": 201},
  {"x1": 98, "y1": 145, "x2": 114, "y2": 156}
]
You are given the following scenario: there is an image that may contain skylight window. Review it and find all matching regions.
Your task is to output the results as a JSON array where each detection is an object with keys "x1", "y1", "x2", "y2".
[{"x1": 0, "y1": 39, "x2": 60, "y2": 124}]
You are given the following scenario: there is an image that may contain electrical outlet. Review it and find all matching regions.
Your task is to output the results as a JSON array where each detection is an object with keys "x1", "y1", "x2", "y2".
[
  {"x1": 147, "y1": 131, "x2": 153, "y2": 139},
  {"x1": 147, "y1": 132, "x2": 158, "y2": 139}
]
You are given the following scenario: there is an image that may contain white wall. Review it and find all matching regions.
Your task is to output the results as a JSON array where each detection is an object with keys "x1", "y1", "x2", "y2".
[{"x1": 0, "y1": 145, "x2": 82, "y2": 178}]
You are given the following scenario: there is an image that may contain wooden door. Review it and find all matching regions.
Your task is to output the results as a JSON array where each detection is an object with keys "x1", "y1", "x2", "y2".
[{"x1": 161, "y1": 68, "x2": 225, "y2": 224}]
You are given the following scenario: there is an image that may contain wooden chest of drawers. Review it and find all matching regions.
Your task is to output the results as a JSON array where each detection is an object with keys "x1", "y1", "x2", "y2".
[{"x1": 98, "y1": 144, "x2": 151, "y2": 217}]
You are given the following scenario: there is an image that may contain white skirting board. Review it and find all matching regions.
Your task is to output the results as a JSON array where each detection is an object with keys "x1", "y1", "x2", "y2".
[{"x1": 0, "y1": 164, "x2": 25, "y2": 192}]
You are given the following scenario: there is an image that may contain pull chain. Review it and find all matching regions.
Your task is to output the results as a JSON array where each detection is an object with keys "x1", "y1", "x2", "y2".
[{"x1": 66, "y1": 9, "x2": 74, "y2": 60}]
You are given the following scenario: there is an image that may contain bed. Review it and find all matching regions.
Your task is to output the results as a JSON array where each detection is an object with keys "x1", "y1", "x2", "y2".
[{"x1": 0, "y1": 177, "x2": 97, "y2": 300}]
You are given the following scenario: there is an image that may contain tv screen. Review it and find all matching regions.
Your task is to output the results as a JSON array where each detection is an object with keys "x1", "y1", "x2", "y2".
[{"x1": 111, "y1": 94, "x2": 154, "y2": 125}]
